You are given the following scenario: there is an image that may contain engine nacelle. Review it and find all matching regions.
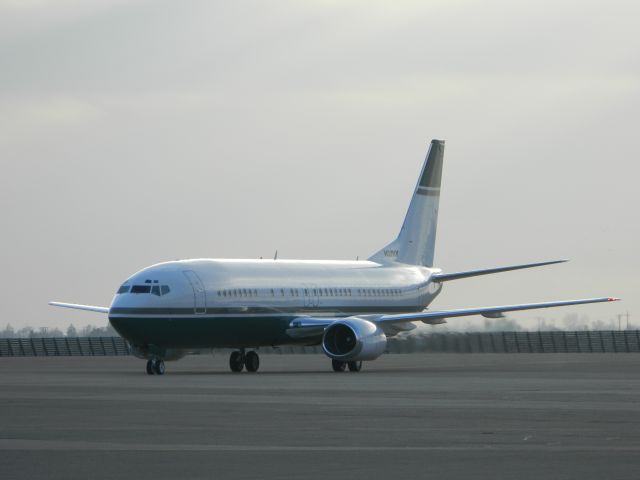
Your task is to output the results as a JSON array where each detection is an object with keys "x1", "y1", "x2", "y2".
[{"x1": 322, "y1": 317, "x2": 387, "y2": 361}]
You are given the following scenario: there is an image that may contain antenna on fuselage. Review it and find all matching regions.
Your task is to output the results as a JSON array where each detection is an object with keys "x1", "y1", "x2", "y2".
[{"x1": 274, "y1": 250, "x2": 278, "y2": 260}]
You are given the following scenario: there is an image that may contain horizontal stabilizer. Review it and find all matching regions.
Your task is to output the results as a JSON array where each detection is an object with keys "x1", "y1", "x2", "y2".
[
  {"x1": 379, "y1": 297, "x2": 619, "y2": 324},
  {"x1": 49, "y1": 302, "x2": 109, "y2": 314},
  {"x1": 432, "y1": 259, "x2": 568, "y2": 282}
]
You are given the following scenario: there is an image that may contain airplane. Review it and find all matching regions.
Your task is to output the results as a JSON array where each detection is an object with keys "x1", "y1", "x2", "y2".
[{"x1": 50, "y1": 139, "x2": 619, "y2": 375}]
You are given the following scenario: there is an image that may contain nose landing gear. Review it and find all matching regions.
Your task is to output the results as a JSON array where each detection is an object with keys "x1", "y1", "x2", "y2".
[
  {"x1": 146, "y1": 358, "x2": 165, "y2": 375},
  {"x1": 245, "y1": 351, "x2": 260, "y2": 372},
  {"x1": 229, "y1": 351, "x2": 245, "y2": 372},
  {"x1": 229, "y1": 350, "x2": 260, "y2": 373}
]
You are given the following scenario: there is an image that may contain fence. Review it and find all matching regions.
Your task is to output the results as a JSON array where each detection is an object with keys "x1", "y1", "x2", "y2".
[
  {"x1": 1, "y1": 331, "x2": 639, "y2": 357},
  {"x1": 386, "y1": 330, "x2": 640, "y2": 354},
  {"x1": 0, "y1": 337, "x2": 131, "y2": 357}
]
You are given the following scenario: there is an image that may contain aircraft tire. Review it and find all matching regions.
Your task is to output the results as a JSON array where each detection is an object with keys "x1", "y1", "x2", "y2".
[
  {"x1": 245, "y1": 351, "x2": 260, "y2": 372},
  {"x1": 153, "y1": 359, "x2": 165, "y2": 375},
  {"x1": 229, "y1": 351, "x2": 245, "y2": 372},
  {"x1": 347, "y1": 361, "x2": 362, "y2": 372},
  {"x1": 332, "y1": 359, "x2": 347, "y2": 372},
  {"x1": 146, "y1": 359, "x2": 155, "y2": 375}
]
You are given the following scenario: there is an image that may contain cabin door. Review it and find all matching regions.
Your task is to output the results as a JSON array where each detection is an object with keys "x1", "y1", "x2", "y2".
[{"x1": 183, "y1": 270, "x2": 206, "y2": 314}]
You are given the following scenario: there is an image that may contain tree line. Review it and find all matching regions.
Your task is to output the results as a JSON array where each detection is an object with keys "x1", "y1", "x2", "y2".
[{"x1": 0, "y1": 323, "x2": 118, "y2": 338}]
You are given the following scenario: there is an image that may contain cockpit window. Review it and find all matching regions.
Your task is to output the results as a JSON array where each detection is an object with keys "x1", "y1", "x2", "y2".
[
  {"x1": 124, "y1": 283, "x2": 170, "y2": 295},
  {"x1": 131, "y1": 285, "x2": 151, "y2": 294}
]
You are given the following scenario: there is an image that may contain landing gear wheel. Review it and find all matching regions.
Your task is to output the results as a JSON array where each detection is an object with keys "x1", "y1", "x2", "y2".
[
  {"x1": 245, "y1": 351, "x2": 260, "y2": 372},
  {"x1": 229, "y1": 351, "x2": 245, "y2": 372},
  {"x1": 146, "y1": 359, "x2": 155, "y2": 375},
  {"x1": 332, "y1": 359, "x2": 347, "y2": 372},
  {"x1": 152, "y1": 359, "x2": 165, "y2": 375},
  {"x1": 348, "y1": 361, "x2": 362, "y2": 372}
]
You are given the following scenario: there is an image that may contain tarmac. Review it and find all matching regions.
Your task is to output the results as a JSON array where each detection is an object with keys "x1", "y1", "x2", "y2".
[{"x1": 1, "y1": 353, "x2": 639, "y2": 480}]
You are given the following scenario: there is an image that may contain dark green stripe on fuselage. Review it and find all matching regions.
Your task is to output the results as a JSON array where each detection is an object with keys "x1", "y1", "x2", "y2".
[
  {"x1": 109, "y1": 315, "x2": 297, "y2": 349},
  {"x1": 109, "y1": 305, "x2": 423, "y2": 348},
  {"x1": 109, "y1": 305, "x2": 421, "y2": 316}
]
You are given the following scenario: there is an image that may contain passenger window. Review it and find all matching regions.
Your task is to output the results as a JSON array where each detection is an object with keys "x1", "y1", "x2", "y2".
[
  {"x1": 281, "y1": 289, "x2": 285, "y2": 296},
  {"x1": 151, "y1": 286, "x2": 161, "y2": 296},
  {"x1": 117, "y1": 285, "x2": 130, "y2": 294}
]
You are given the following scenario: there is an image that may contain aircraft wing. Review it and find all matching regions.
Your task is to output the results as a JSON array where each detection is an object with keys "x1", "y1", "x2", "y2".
[
  {"x1": 49, "y1": 302, "x2": 110, "y2": 314},
  {"x1": 288, "y1": 297, "x2": 619, "y2": 334},
  {"x1": 378, "y1": 297, "x2": 619, "y2": 325},
  {"x1": 431, "y1": 259, "x2": 567, "y2": 282}
]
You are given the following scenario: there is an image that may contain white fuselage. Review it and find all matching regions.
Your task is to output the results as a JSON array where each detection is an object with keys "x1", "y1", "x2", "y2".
[{"x1": 107, "y1": 259, "x2": 443, "y2": 350}]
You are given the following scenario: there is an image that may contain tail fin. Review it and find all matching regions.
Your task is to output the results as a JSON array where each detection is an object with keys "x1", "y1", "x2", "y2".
[{"x1": 369, "y1": 139, "x2": 445, "y2": 267}]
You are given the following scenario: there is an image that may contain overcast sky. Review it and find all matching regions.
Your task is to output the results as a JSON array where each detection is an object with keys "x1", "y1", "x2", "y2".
[{"x1": 1, "y1": 0, "x2": 637, "y2": 332}]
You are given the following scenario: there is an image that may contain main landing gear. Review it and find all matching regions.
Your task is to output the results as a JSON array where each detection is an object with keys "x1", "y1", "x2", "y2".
[
  {"x1": 332, "y1": 360, "x2": 362, "y2": 372},
  {"x1": 229, "y1": 350, "x2": 260, "y2": 373},
  {"x1": 146, "y1": 358, "x2": 165, "y2": 375}
]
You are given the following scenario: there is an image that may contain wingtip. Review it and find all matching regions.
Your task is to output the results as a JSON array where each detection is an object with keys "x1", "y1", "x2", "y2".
[{"x1": 608, "y1": 297, "x2": 621, "y2": 302}]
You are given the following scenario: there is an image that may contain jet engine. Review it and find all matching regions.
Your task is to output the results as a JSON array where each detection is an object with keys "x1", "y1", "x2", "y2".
[{"x1": 322, "y1": 317, "x2": 387, "y2": 361}]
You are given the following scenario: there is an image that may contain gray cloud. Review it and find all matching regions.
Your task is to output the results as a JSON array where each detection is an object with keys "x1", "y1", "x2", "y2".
[{"x1": 1, "y1": 0, "x2": 637, "y2": 330}]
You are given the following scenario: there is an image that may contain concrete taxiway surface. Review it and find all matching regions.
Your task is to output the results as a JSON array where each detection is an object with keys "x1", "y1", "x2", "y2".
[{"x1": 1, "y1": 353, "x2": 639, "y2": 479}]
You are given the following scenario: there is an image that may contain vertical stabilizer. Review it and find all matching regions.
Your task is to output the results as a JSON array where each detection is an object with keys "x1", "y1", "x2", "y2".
[{"x1": 369, "y1": 139, "x2": 444, "y2": 267}]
